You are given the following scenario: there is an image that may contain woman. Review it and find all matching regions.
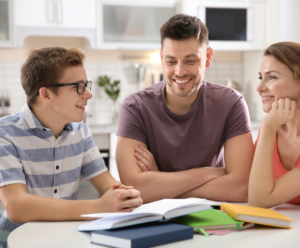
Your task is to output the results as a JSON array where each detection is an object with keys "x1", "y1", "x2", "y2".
[{"x1": 249, "y1": 41, "x2": 300, "y2": 208}]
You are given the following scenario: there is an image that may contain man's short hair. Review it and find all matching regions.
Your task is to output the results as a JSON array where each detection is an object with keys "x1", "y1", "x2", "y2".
[
  {"x1": 160, "y1": 13, "x2": 209, "y2": 47},
  {"x1": 21, "y1": 47, "x2": 85, "y2": 107}
]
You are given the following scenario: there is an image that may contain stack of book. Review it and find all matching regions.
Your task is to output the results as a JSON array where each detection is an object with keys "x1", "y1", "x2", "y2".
[
  {"x1": 78, "y1": 198, "x2": 210, "y2": 247},
  {"x1": 78, "y1": 199, "x2": 293, "y2": 248},
  {"x1": 173, "y1": 208, "x2": 253, "y2": 236},
  {"x1": 175, "y1": 203, "x2": 292, "y2": 237}
]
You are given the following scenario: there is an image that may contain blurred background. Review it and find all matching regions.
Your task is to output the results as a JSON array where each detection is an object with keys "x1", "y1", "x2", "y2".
[{"x1": 0, "y1": 0, "x2": 299, "y2": 199}]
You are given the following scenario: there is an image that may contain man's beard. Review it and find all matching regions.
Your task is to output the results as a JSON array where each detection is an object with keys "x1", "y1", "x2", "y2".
[{"x1": 166, "y1": 79, "x2": 201, "y2": 97}]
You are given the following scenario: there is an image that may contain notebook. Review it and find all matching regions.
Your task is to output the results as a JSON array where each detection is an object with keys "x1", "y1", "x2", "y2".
[
  {"x1": 221, "y1": 203, "x2": 293, "y2": 228},
  {"x1": 174, "y1": 209, "x2": 245, "y2": 230},
  {"x1": 91, "y1": 222, "x2": 193, "y2": 248}
]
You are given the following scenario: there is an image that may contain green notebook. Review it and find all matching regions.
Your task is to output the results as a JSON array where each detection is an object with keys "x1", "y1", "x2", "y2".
[{"x1": 173, "y1": 209, "x2": 244, "y2": 230}]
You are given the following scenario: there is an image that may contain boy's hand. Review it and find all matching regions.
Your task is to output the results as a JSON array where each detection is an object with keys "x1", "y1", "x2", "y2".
[
  {"x1": 134, "y1": 146, "x2": 159, "y2": 172},
  {"x1": 263, "y1": 98, "x2": 298, "y2": 132},
  {"x1": 99, "y1": 183, "x2": 143, "y2": 212},
  {"x1": 112, "y1": 181, "x2": 135, "y2": 190},
  {"x1": 114, "y1": 187, "x2": 143, "y2": 212}
]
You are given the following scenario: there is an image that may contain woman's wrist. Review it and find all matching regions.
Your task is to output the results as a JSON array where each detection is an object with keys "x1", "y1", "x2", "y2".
[{"x1": 260, "y1": 121, "x2": 279, "y2": 135}]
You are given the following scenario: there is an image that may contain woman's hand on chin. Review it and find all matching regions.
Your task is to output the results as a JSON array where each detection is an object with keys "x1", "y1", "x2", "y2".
[{"x1": 263, "y1": 98, "x2": 298, "y2": 132}]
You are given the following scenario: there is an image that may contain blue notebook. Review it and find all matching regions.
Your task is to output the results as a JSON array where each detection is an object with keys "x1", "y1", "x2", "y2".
[{"x1": 91, "y1": 222, "x2": 193, "y2": 248}]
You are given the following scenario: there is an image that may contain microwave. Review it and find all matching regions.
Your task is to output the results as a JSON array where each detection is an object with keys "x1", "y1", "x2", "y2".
[
  {"x1": 199, "y1": 7, "x2": 251, "y2": 41},
  {"x1": 96, "y1": 0, "x2": 180, "y2": 49},
  {"x1": 183, "y1": 0, "x2": 265, "y2": 51}
]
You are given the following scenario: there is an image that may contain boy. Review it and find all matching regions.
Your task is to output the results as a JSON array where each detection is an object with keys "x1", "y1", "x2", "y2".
[{"x1": 0, "y1": 47, "x2": 142, "y2": 247}]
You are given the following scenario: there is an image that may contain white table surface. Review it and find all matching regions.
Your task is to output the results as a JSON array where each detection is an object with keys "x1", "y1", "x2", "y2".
[{"x1": 8, "y1": 203, "x2": 300, "y2": 248}]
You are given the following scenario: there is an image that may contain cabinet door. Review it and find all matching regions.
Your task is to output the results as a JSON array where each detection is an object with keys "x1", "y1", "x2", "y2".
[
  {"x1": 0, "y1": 0, "x2": 13, "y2": 45},
  {"x1": 58, "y1": 0, "x2": 96, "y2": 28},
  {"x1": 15, "y1": 0, "x2": 56, "y2": 27}
]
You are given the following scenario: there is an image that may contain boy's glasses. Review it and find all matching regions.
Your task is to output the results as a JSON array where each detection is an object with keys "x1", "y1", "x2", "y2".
[{"x1": 36, "y1": 81, "x2": 92, "y2": 96}]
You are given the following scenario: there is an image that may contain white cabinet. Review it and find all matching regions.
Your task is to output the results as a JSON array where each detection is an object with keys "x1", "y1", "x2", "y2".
[
  {"x1": 14, "y1": 0, "x2": 96, "y2": 48},
  {"x1": 109, "y1": 133, "x2": 119, "y2": 181},
  {"x1": 96, "y1": 0, "x2": 179, "y2": 49},
  {"x1": 15, "y1": 0, "x2": 95, "y2": 28},
  {"x1": 58, "y1": 0, "x2": 95, "y2": 29},
  {"x1": 0, "y1": 0, "x2": 13, "y2": 47},
  {"x1": 15, "y1": 0, "x2": 53, "y2": 27},
  {"x1": 90, "y1": 129, "x2": 120, "y2": 181}
]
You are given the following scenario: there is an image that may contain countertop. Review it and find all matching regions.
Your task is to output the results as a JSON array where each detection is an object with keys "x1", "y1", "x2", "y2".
[{"x1": 88, "y1": 124, "x2": 118, "y2": 135}]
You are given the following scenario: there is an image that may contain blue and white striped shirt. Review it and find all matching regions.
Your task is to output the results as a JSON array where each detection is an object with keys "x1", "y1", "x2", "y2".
[{"x1": 0, "y1": 104, "x2": 107, "y2": 247}]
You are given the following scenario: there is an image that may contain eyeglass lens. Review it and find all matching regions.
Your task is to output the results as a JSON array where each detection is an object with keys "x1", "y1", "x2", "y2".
[{"x1": 78, "y1": 81, "x2": 92, "y2": 94}]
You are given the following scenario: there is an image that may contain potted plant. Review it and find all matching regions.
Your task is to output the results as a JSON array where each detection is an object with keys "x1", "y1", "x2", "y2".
[{"x1": 98, "y1": 75, "x2": 120, "y2": 124}]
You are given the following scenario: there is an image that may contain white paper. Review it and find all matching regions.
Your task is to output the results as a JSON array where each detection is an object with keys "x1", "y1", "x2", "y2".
[{"x1": 81, "y1": 198, "x2": 206, "y2": 218}]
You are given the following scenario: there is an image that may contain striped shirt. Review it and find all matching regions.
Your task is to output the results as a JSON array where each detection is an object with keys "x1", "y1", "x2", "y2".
[{"x1": 0, "y1": 104, "x2": 107, "y2": 247}]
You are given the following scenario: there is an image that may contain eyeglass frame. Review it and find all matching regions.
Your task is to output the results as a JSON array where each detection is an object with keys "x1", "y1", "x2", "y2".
[{"x1": 36, "y1": 80, "x2": 92, "y2": 96}]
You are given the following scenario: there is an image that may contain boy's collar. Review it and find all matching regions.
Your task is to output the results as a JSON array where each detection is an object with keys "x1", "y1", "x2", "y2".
[
  {"x1": 22, "y1": 104, "x2": 73, "y2": 132},
  {"x1": 22, "y1": 104, "x2": 45, "y2": 130}
]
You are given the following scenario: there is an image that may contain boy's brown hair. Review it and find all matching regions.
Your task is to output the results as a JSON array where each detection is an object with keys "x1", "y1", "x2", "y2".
[
  {"x1": 21, "y1": 47, "x2": 85, "y2": 107},
  {"x1": 160, "y1": 14, "x2": 209, "y2": 48}
]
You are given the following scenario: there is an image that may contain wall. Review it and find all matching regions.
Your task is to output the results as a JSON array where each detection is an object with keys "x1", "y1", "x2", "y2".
[
  {"x1": 0, "y1": 36, "x2": 162, "y2": 124},
  {"x1": 265, "y1": 0, "x2": 280, "y2": 47},
  {"x1": 3, "y1": 0, "x2": 298, "y2": 123},
  {"x1": 243, "y1": 51, "x2": 264, "y2": 121},
  {"x1": 0, "y1": 36, "x2": 245, "y2": 123},
  {"x1": 241, "y1": 0, "x2": 281, "y2": 122},
  {"x1": 205, "y1": 51, "x2": 243, "y2": 89},
  {"x1": 280, "y1": 0, "x2": 300, "y2": 42}
]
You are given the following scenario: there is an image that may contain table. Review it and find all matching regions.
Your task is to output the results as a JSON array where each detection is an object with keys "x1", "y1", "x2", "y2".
[{"x1": 8, "y1": 203, "x2": 300, "y2": 248}]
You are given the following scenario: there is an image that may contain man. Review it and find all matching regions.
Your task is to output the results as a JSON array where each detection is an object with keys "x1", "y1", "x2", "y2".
[
  {"x1": 116, "y1": 14, "x2": 254, "y2": 203},
  {"x1": 0, "y1": 47, "x2": 142, "y2": 248}
]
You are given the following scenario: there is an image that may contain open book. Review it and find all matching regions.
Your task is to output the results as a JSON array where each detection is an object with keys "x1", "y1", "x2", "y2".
[{"x1": 78, "y1": 198, "x2": 211, "y2": 231}]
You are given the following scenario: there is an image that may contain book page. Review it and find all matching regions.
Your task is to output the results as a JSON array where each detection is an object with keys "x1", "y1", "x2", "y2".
[
  {"x1": 132, "y1": 198, "x2": 206, "y2": 215},
  {"x1": 81, "y1": 198, "x2": 206, "y2": 219},
  {"x1": 78, "y1": 213, "x2": 162, "y2": 231},
  {"x1": 81, "y1": 212, "x2": 134, "y2": 218},
  {"x1": 78, "y1": 214, "x2": 139, "y2": 231}
]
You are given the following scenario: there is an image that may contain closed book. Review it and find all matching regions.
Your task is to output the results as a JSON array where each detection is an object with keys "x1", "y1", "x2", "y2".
[
  {"x1": 221, "y1": 203, "x2": 293, "y2": 228},
  {"x1": 174, "y1": 209, "x2": 245, "y2": 230},
  {"x1": 91, "y1": 222, "x2": 193, "y2": 248},
  {"x1": 78, "y1": 198, "x2": 210, "y2": 231}
]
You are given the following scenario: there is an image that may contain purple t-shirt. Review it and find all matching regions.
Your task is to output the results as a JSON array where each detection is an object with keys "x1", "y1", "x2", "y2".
[{"x1": 117, "y1": 81, "x2": 251, "y2": 172}]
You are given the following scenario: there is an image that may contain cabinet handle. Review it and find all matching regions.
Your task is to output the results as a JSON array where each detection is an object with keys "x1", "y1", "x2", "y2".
[
  {"x1": 57, "y1": 0, "x2": 63, "y2": 24},
  {"x1": 49, "y1": 0, "x2": 55, "y2": 23}
]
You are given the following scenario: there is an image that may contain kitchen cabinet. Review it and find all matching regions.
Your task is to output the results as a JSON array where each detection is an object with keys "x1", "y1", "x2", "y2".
[
  {"x1": 90, "y1": 127, "x2": 120, "y2": 181},
  {"x1": 14, "y1": 0, "x2": 96, "y2": 48},
  {"x1": 0, "y1": 0, "x2": 13, "y2": 47},
  {"x1": 15, "y1": 0, "x2": 95, "y2": 28},
  {"x1": 96, "y1": 0, "x2": 179, "y2": 49}
]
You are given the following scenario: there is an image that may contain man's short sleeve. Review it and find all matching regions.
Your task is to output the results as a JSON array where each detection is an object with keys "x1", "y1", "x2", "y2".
[
  {"x1": 117, "y1": 96, "x2": 148, "y2": 145},
  {"x1": 80, "y1": 124, "x2": 107, "y2": 181},
  {"x1": 224, "y1": 97, "x2": 252, "y2": 141},
  {"x1": 0, "y1": 133, "x2": 26, "y2": 187}
]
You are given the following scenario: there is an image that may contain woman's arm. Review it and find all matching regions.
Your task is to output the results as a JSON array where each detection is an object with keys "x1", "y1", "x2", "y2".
[{"x1": 249, "y1": 98, "x2": 300, "y2": 208}]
